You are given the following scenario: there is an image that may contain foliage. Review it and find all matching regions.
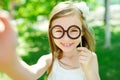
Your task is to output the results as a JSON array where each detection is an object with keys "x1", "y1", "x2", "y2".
[
  {"x1": 13, "y1": 0, "x2": 100, "y2": 20},
  {"x1": 0, "y1": 0, "x2": 9, "y2": 10},
  {"x1": 1, "y1": 0, "x2": 99, "y2": 20},
  {"x1": 1, "y1": 0, "x2": 120, "y2": 80},
  {"x1": 13, "y1": 0, "x2": 68, "y2": 21},
  {"x1": 1, "y1": 25, "x2": 120, "y2": 80},
  {"x1": 17, "y1": 20, "x2": 50, "y2": 65},
  {"x1": 93, "y1": 26, "x2": 120, "y2": 80}
]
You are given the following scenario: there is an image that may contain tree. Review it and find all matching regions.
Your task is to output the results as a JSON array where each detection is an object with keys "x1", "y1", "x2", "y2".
[{"x1": 104, "y1": 0, "x2": 111, "y2": 48}]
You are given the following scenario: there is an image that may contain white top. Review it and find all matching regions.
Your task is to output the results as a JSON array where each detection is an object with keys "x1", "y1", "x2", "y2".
[{"x1": 48, "y1": 59, "x2": 86, "y2": 80}]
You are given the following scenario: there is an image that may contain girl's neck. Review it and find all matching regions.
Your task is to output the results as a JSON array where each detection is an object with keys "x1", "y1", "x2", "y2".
[{"x1": 59, "y1": 50, "x2": 80, "y2": 69}]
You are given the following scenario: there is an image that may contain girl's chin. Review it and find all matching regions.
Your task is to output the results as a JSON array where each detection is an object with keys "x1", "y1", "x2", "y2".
[{"x1": 61, "y1": 47, "x2": 76, "y2": 53}]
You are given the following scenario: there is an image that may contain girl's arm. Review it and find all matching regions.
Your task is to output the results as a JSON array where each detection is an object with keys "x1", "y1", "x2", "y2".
[
  {"x1": 30, "y1": 53, "x2": 52, "y2": 79},
  {"x1": 5, "y1": 54, "x2": 52, "y2": 80},
  {"x1": 0, "y1": 10, "x2": 52, "y2": 80},
  {"x1": 4, "y1": 57, "x2": 37, "y2": 80}
]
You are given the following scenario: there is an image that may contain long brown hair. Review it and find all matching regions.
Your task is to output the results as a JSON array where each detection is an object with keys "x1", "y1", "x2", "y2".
[{"x1": 47, "y1": 1, "x2": 95, "y2": 77}]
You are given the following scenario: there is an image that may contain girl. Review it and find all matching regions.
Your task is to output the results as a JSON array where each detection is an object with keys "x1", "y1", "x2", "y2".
[{"x1": 0, "y1": 1, "x2": 100, "y2": 80}]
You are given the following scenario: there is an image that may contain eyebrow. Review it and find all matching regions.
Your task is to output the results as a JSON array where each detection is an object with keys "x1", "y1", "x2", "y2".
[
  {"x1": 71, "y1": 27, "x2": 78, "y2": 29},
  {"x1": 54, "y1": 27, "x2": 61, "y2": 29}
]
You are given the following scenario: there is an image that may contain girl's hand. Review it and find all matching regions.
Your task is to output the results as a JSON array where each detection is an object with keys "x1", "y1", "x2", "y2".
[
  {"x1": 77, "y1": 47, "x2": 100, "y2": 80},
  {"x1": 0, "y1": 10, "x2": 17, "y2": 72},
  {"x1": 77, "y1": 47, "x2": 98, "y2": 71},
  {"x1": 77, "y1": 47, "x2": 92, "y2": 67}
]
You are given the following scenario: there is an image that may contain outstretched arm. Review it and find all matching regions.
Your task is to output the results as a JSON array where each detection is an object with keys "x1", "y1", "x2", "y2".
[
  {"x1": 0, "y1": 10, "x2": 52, "y2": 80},
  {"x1": 5, "y1": 54, "x2": 52, "y2": 80},
  {"x1": 0, "y1": 10, "x2": 37, "y2": 80}
]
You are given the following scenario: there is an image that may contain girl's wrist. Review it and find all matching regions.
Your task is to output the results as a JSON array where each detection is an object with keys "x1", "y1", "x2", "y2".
[{"x1": 82, "y1": 66, "x2": 100, "y2": 80}]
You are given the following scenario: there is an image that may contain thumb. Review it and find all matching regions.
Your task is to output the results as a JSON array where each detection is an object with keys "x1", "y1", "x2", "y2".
[{"x1": 0, "y1": 10, "x2": 11, "y2": 33}]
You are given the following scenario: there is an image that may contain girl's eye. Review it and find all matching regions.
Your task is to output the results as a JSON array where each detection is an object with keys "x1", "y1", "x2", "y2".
[
  {"x1": 55, "y1": 30, "x2": 62, "y2": 32},
  {"x1": 70, "y1": 30, "x2": 78, "y2": 32}
]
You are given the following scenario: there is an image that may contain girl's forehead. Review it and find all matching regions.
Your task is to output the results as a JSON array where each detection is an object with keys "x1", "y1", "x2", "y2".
[{"x1": 51, "y1": 14, "x2": 82, "y2": 29}]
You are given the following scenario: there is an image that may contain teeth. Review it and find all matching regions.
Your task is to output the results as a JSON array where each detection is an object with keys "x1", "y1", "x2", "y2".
[
  {"x1": 65, "y1": 43, "x2": 70, "y2": 46},
  {"x1": 61, "y1": 43, "x2": 73, "y2": 47}
]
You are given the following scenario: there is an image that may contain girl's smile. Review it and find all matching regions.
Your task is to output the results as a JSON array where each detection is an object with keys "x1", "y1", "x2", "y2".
[{"x1": 60, "y1": 42, "x2": 74, "y2": 47}]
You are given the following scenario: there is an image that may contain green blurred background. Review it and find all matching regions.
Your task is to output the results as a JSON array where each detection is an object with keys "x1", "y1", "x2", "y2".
[{"x1": 0, "y1": 0, "x2": 120, "y2": 80}]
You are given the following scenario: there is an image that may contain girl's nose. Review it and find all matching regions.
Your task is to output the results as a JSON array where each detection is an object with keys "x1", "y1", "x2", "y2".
[{"x1": 62, "y1": 33, "x2": 70, "y2": 40}]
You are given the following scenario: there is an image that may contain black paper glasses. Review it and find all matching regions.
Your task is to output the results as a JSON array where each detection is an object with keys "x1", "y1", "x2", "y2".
[{"x1": 50, "y1": 25, "x2": 81, "y2": 39}]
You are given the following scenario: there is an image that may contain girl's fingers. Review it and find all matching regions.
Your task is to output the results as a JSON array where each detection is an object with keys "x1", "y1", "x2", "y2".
[
  {"x1": 0, "y1": 11, "x2": 18, "y2": 72},
  {"x1": 78, "y1": 51, "x2": 88, "y2": 56},
  {"x1": 77, "y1": 47, "x2": 93, "y2": 66},
  {"x1": 79, "y1": 58, "x2": 88, "y2": 65},
  {"x1": 77, "y1": 47, "x2": 91, "y2": 53},
  {"x1": 77, "y1": 47, "x2": 87, "y2": 51},
  {"x1": 0, "y1": 11, "x2": 17, "y2": 52},
  {"x1": 77, "y1": 47, "x2": 92, "y2": 57},
  {"x1": 0, "y1": 17, "x2": 13, "y2": 33},
  {"x1": 0, "y1": 20, "x2": 5, "y2": 32},
  {"x1": 0, "y1": 10, "x2": 11, "y2": 33}
]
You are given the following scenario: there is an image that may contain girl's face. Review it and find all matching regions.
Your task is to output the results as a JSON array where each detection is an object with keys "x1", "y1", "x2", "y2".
[{"x1": 51, "y1": 14, "x2": 83, "y2": 53}]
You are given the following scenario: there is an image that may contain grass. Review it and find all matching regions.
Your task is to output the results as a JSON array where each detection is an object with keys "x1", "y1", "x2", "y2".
[
  {"x1": 0, "y1": 25, "x2": 120, "y2": 80},
  {"x1": 93, "y1": 25, "x2": 120, "y2": 80}
]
